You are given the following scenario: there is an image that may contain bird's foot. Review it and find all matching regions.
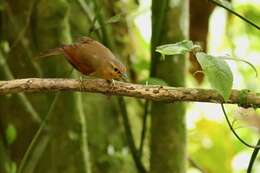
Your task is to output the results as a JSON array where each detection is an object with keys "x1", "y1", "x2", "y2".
[
  {"x1": 111, "y1": 79, "x2": 116, "y2": 87},
  {"x1": 105, "y1": 79, "x2": 116, "y2": 99},
  {"x1": 106, "y1": 79, "x2": 116, "y2": 89},
  {"x1": 79, "y1": 76, "x2": 86, "y2": 92}
]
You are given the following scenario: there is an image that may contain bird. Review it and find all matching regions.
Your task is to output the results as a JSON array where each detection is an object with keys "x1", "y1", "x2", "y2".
[{"x1": 37, "y1": 37, "x2": 128, "y2": 81}]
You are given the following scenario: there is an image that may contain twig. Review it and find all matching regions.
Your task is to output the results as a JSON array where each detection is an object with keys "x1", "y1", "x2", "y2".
[
  {"x1": 76, "y1": 0, "x2": 93, "y2": 24},
  {"x1": 5, "y1": 1, "x2": 43, "y2": 76},
  {"x1": 18, "y1": 93, "x2": 60, "y2": 173},
  {"x1": 10, "y1": 0, "x2": 36, "y2": 49},
  {"x1": 138, "y1": 101, "x2": 150, "y2": 158},
  {"x1": 117, "y1": 97, "x2": 147, "y2": 173},
  {"x1": 76, "y1": 92, "x2": 91, "y2": 173},
  {"x1": 92, "y1": 0, "x2": 114, "y2": 48},
  {"x1": 22, "y1": 135, "x2": 50, "y2": 173},
  {"x1": 188, "y1": 157, "x2": 207, "y2": 173},
  {"x1": 221, "y1": 104, "x2": 260, "y2": 149},
  {"x1": 76, "y1": 0, "x2": 101, "y2": 39},
  {"x1": 208, "y1": 0, "x2": 260, "y2": 30},
  {"x1": 247, "y1": 139, "x2": 260, "y2": 173},
  {"x1": 1, "y1": 78, "x2": 260, "y2": 105},
  {"x1": 0, "y1": 51, "x2": 41, "y2": 123}
]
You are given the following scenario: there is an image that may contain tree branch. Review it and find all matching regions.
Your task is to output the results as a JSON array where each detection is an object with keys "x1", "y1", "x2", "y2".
[{"x1": 0, "y1": 78, "x2": 260, "y2": 105}]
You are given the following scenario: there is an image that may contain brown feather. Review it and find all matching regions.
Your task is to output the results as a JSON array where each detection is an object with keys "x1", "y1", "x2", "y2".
[
  {"x1": 61, "y1": 37, "x2": 116, "y2": 76},
  {"x1": 36, "y1": 37, "x2": 127, "y2": 80},
  {"x1": 62, "y1": 44, "x2": 95, "y2": 75},
  {"x1": 36, "y1": 48, "x2": 63, "y2": 58}
]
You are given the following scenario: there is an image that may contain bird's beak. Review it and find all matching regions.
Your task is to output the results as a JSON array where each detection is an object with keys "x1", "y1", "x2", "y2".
[{"x1": 121, "y1": 73, "x2": 128, "y2": 82}]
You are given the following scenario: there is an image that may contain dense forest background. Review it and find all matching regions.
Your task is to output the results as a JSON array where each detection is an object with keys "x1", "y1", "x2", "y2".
[{"x1": 0, "y1": 0, "x2": 260, "y2": 173}]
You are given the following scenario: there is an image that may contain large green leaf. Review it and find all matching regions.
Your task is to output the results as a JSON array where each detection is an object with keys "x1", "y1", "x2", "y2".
[
  {"x1": 196, "y1": 52, "x2": 233, "y2": 101},
  {"x1": 156, "y1": 40, "x2": 193, "y2": 55}
]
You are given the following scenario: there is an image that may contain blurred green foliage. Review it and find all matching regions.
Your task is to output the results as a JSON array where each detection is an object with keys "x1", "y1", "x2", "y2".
[
  {"x1": 0, "y1": 0, "x2": 260, "y2": 173},
  {"x1": 5, "y1": 124, "x2": 17, "y2": 145}
]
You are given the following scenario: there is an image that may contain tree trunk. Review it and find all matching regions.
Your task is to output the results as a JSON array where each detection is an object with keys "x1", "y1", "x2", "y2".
[
  {"x1": 0, "y1": 0, "x2": 91, "y2": 172},
  {"x1": 150, "y1": 0, "x2": 188, "y2": 173},
  {"x1": 73, "y1": 1, "x2": 136, "y2": 173}
]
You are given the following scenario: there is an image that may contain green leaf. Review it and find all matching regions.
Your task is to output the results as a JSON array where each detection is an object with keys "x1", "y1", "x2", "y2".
[
  {"x1": 196, "y1": 52, "x2": 233, "y2": 101},
  {"x1": 139, "y1": 77, "x2": 168, "y2": 86},
  {"x1": 156, "y1": 40, "x2": 193, "y2": 55},
  {"x1": 5, "y1": 124, "x2": 17, "y2": 145}
]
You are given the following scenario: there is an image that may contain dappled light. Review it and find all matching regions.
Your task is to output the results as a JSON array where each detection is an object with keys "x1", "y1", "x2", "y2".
[{"x1": 0, "y1": 0, "x2": 259, "y2": 173}]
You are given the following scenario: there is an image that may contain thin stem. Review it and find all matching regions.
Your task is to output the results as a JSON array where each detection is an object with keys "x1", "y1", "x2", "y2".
[
  {"x1": 10, "y1": 0, "x2": 36, "y2": 49},
  {"x1": 188, "y1": 157, "x2": 207, "y2": 173},
  {"x1": 22, "y1": 135, "x2": 50, "y2": 173},
  {"x1": 5, "y1": 1, "x2": 42, "y2": 76},
  {"x1": 221, "y1": 104, "x2": 260, "y2": 149},
  {"x1": 76, "y1": 92, "x2": 91, "y2": 173},
  {"x1": 247, "y1": 139, "x2": 260, "y2": 173},
  {"x1": 76, "y1": 0, "x2": 101, "y2": 39},
  {"x1": 208, "y1": 0, "x2": 260, "y2": 30},
  {"x1": 138, "y1": 100, "x2": 150, "y2": 158},
  {"x1": 219, "y1": 56, "x2": 258, "y2": 77},
  {"x1": 92, "y1": 0, "x2": 112, "y2": 47},
  {"x1": 18, "y1": 69, "x2": 74, "y2": 173},
  {"x1": 0, "y1": 50, "x2": 41, "y2": 123},
  {"x1": 5, "y1": 1, "x2": 43, "y2": 76},
  {"x1": 76, "y1": 0, "x2": 93, "y2": 24},
  {"x1": 18, "y1": 93, "x2": 60, "y2": 173},
  {"x1": 117, "y1": 97, "x2": 147, "y2": 173}
]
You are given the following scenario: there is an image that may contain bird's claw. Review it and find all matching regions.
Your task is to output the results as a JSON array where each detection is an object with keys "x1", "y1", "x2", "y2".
[
  {"x1": 79, "y1": 76, "x2": 85, "y2": 92},
  {"x1": 106, "y1": 79, "x2": 116, "y2": 90}
]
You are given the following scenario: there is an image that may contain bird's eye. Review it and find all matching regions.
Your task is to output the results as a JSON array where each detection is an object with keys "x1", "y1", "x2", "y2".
[{"x1": 114, "y1": 67, "x2": 118, "y2": 72}]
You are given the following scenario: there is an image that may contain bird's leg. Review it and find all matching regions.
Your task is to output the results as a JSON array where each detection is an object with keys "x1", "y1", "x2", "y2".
[
  {"x1": 111, "y1": 79, "x2": 115, "y2": 87},
  {"x1": 79, "y1": 76, "x2": 86, "y2": 92},
  {"x1": 106, "y1": 79, "x2": 116, "y2": 89},
  {"x1": 105, "y1": 79, "x2": 117, "y2": 101},
  {"x1": 104, "y1": 79, "x2": 114, "y2": 99}
]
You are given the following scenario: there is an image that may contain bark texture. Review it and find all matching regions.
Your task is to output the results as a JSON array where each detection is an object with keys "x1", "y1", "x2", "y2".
[
  {"x1": 0, "y1": 78, "x2": 259, "y2": 105},
  {"x1": 150, "y1": 0, "x2": 188, "y2": 173},
  {"x1": 0, "y1": 0, "x2": 91, "y2": 173}
]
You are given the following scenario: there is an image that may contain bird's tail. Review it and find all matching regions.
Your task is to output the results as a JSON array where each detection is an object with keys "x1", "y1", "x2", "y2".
[{"x1": 35, "y1": 47, "x2": 63, "y2": 59}]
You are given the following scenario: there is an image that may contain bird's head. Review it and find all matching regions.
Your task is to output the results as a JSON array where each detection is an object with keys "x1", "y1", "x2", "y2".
[{"x1": 105, "y1": 58, "x2": 128, "y2": 81}]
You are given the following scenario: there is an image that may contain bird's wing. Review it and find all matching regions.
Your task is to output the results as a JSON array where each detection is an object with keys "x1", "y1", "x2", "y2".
[
  {"x1": 62, "y1": 44, "x2": 95, "y2": 75},
  {"x1": 62, "y1": 37, "x2": 115, "y2": 77},
  {"x1": 35, "y1": 48, "x2": 63, "y2": 59}
]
